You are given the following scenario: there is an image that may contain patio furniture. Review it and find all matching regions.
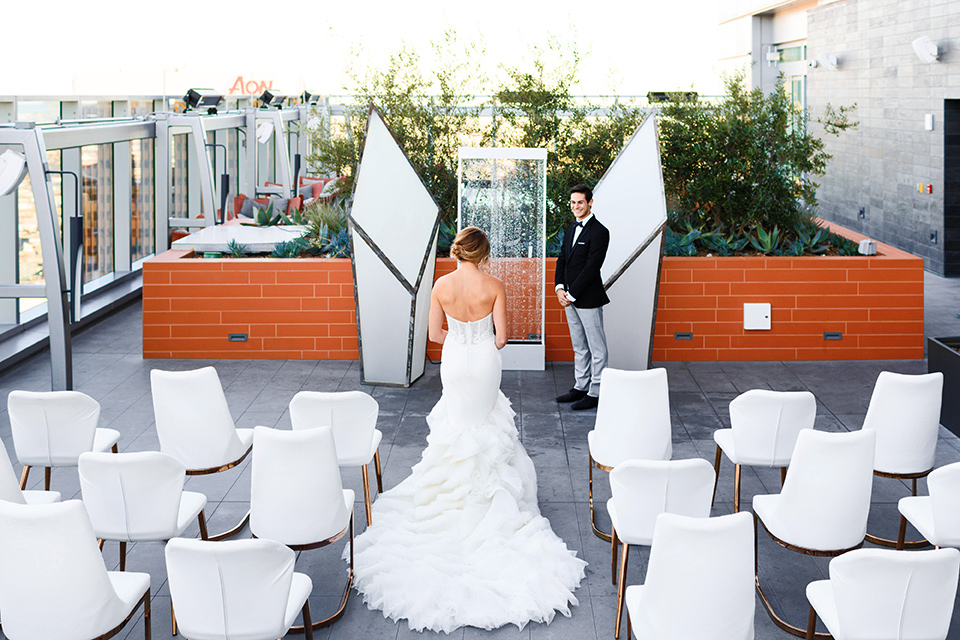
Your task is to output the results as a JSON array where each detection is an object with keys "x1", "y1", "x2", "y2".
[
  {"x1": 165, "y1": 537, "x2": 313, "y2": 640},
  {"x1": 0, "y1": 439, "x2": 60, "y2": 504},
  {"x1": 713, "y1": 389, "x2": 817, "y2": 512},
  {"x1": 861, "y1": 371, "x2": 943, "y2": 548},
  {"x1": 753, "y1": 429, "x2": 876, "y2": 638},
  {"x1": 588, "y1": 367, "x2": 673, "y2": 541},
  {"x1": 898, "y1": 461, "x2": 960, "y2": 549},
  {"x1": 0, "y1": 500, "x2": 150, "y2": 640},
  {"x1": 8, "y1": 390, "x2": 119, "y2": 491},
  {"x1": 805, "y1": 548, "x2": 959, "y2": 640},
  {"x1": 289, "y1": 390, "x2": 382, "y2": 526},
  {"x1": 249, "y1": 425, "x2": 353, "y2": 631},
  {"x1": 150, "y1": 367, "x2": 254, "y2": 540},
  {"x1": 607, "y1": 458, "x2": 715, "y2": 638},
  {"x1": 624, "y1": 512, "x2": 755, "y2": 640}
]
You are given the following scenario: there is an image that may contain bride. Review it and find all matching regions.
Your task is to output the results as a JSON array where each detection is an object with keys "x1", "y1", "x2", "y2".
[{"x1": 351, "y1": 226, "x2": 587, "y2": 633}]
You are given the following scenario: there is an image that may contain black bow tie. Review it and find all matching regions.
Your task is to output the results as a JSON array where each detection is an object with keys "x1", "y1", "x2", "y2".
[{"x1": 576, "y1": 221, "x2": 584, "y2": 228}]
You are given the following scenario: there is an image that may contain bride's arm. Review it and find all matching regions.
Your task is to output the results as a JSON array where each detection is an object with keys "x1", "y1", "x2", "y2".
[
  {"x1": 428, "y1": 286, "x2": 447, "y2": 345},
  {"x1": 493, "y1": 281, "x2": 508, "y2": 350}
]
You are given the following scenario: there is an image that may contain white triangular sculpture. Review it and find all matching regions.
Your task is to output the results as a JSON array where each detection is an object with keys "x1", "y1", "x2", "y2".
[
  {"x1": 594, "y1": 109, "x2": 668, "y2": 370},
  {"x1": 349, "y1": 106, "x2": 440, "y2": 386}
]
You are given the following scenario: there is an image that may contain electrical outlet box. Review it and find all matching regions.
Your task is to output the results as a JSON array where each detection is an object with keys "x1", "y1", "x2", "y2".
[{"x1": 744, "y1": 303, "x2": 771, "y2": 330}]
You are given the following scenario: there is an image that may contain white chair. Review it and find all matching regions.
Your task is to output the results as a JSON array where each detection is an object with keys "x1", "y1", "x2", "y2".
[
  {"x1": 7, "y1": 390, "x2": 120, "y2": 491},
  {"x1": 250, "y1": 425, "x2": 354, "y2": 631},
  {"x1": 0, "y1": 438, "x2": 60, "y2": 505},
  {"x1": 607, "y1": 458, "x2": 716, "y2": 638},
  {"x1": 150, "y1": 366, "x2": 254, "y2": 540},
  {"x1": 165, "y1": 537, "x2": 314, "y2": 640},
  {"x1": 0, "y1": 500, "x2": 150, "y2": 640},
  {"x1": 289, "y1": 390, "x2": 382, "y2": 525},
  {"x1": 79, "y1": 451, "x2": 208, "y2": 572},
  {"x1": 898, "y1": 461, "x2": 960, "y2": 549},
  {"x1": 805, "y1": 548, "x2": 960, "y2": 640},
  {"x1": 753, "y1": 429, "x2": 876, "y2": 638},
  {"x1": 860, "y1": 371, "x2": 943, "y2": 548},
  {"x1": 713, "y1": 389, "x2": 816, "y2": 512},
  {"x1": 588, "y1": 367, "x2": 672, "y2": 541},
  {"x1": 624, "y1": 512, "x2": 755, "y2": 640}
]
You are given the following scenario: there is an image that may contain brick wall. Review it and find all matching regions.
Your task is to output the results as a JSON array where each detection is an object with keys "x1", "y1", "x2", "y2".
[{"x1": 144, "y1": 227, "x2": 924, "y2": 362}]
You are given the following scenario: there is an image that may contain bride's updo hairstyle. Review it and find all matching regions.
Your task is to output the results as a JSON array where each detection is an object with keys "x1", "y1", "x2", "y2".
[{"x1": 450, "y1": 226, "x2": 491, "y2": 264}]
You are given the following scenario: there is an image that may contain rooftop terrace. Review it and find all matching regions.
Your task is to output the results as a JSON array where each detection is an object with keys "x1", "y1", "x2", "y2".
[{"x1": 1, "y1": 270, "x2": 959, "y2": 639}]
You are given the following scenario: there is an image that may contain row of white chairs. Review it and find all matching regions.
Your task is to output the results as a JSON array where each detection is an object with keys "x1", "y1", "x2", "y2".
[
  {"x1": 1, "y1": 366, "x2": 386, "y2": 640},
  {"x1": 588, "y1": 367, "x2": 955, "y2": 639}
]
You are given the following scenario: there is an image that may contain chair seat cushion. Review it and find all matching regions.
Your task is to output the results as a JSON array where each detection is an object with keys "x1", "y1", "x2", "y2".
[
  {"x1": 175, "y1": 491, "x2": 208, "y2": 535},
  {"x1": 715, "y1": 428, "x2": 791, "y2": 467},
  {"x1": 283, "y1": 572, "x2": 314, "y2": 630},
  {"x1": 805, "y1": 579, "x2": 840, "y2": 638},
  {"x1": 337, "y1": 429, "x2": 382, "y2": 467},
  {"x1": 898, "y1": 496, "x2": 941, "y2": 546},
  {"x1": 607, "y1": 498, "x2": 654, "y2": 546},
  {"x1": 22, "y1": 490, "x2": 61, "y2": 504},
  {"x1": 107, "y1": 570, "x2": 150, "y2": 613},
  {"x1": 94, "y1": 428, "x2": 121, "y2": 453}
]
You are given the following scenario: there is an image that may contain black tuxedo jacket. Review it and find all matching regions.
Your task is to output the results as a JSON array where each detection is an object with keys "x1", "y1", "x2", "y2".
[{"x1": 555, "y1": 216, "x2": 610, "y2": 309}]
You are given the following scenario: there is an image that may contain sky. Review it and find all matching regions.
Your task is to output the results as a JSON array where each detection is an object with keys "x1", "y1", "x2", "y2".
[{"x1": 4, "y1": 0, "x2": 725, "y2": 99}]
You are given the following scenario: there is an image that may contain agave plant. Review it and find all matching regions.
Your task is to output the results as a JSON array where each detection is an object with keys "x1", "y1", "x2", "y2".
[
  {"x1": 270, "y1": 237, "x2": 309, "y2": 259},
  {"x1": 748, "y1": 225, "x2": 782, "y2": 255},
  {"x1": 323, "y1": 228, "x2": 351, "y2": 258},
  {"x1": 226, "y1": 239, "x2": 248, "y2": 258}
]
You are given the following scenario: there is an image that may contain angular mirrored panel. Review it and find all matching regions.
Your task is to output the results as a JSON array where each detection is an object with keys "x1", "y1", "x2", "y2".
[
  {"x1": 594, "y1": 110, "x2": 668, "y2": 370},
  {"x1": 458, "y1": 148, "x2": 546, "y2": 370},
  {"x1": 349, "y1": 106, "x2": 440, "y2": 386}
]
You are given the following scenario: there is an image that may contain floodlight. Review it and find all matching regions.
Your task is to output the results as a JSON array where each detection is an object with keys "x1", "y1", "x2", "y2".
[
  {"x1": 301, "y1": 91, "x2": 320, "y2": 105},
  {"x1": 256, "y1": 121, "x2": 275, "y2": 144},
  {"x1": 183, "y1": 89, "x2": 224, "y2": 114},
  {"x1": 913, "y1": 36, "x2": 939, "y2": 63},
  {"x1": 817, "y1": 51, "x2": 838, "y2": 71},
  {"x1": 0, "y1": 150, "x2": 28, "y2": 197},
  {"x1": 259, "y1": 90, "x2": 286, "y2": 108}
]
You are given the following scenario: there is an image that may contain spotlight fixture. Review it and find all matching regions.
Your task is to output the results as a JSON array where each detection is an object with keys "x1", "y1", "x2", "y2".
[
  {"x1": 301, "y1": 91, "x2": 320, "y2": 106},
  {"x1": 817, "y1": 51, "x2": 838, "y2": 71},
  {"x1": 0, "y1": 150, "x2": 28, "y2": 197},
  {"x1": 912, "y1": 36, "x2": 939, "y2": 63},
  {"x1": 256, "y1": 121, "x2": 275, "y2": 144},
  {"x1": 259, "y1": 90, "x2": 286, "y2": 108},
  {"x1": 183, "y1": 89, "x2": 224, "y2": 114}
]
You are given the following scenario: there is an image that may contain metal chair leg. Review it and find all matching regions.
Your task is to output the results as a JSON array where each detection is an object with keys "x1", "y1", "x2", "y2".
[
  {"x1": 171, "y1": 600, "x2": 177, "y2": 636},
  {"x1": 733, "y1": 464, "x2": 742, "y2": 513},
  {"x1": 866, "y1": 476, "x2": 930, "y2": 548},
  {"x1": 361, "y1": 464, "x2": 373, "y2": 526},
  {"x1": 589, "y1": 453, "x2": 612, "y2": 541},
  {"x1": 805, "y1": 605, "x2": 817, "y2": 640},
  {"x1": 615, "y1": 543, "x2": 630, "y2": 638},
  {"x1": 198, "y1": 510, "x2": 209, "y2": 540},
  {"x1": 207, "y1": 510, "x2": 251, "y2": 541},
  {"x1": 373, "y1": 449, "x2": 383, "y2": 494},
  {"x1": 712, "y1": 445, "x2": 722, "y2": 506},
  {"x1": 119, "y1": 541, "x2": 127, "y2": 571},
  {"x1": 44, "y1": 467, "x2": 51, "y2": 491},
  {"x1": 19, "y1": 465, "x2": 30, "y2": 490},
  {"x1": 143, "y1": 589, "x2": 151, "y2": 640},
  {"x1": 611, "y1": 527, "x2": 619, "y2": 584}
]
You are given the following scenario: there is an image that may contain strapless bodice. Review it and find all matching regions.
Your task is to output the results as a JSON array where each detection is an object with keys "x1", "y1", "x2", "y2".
[{"x1": 445, "y1": 313, "x2": 495, "y2": 346}]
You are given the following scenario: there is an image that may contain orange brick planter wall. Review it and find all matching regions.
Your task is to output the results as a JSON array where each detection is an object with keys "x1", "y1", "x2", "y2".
[{"x1": 143, "y1": 223, "x2": 924, "y2": 362}]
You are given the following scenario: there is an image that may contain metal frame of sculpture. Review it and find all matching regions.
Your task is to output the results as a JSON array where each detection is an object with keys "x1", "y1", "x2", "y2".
[
  {"x1": 458, "y1": 147, "x2": 547, "y2": 371},
  {"x1": 595, "y1": 109, "x2": 668, "y2": 370},
  {"x1": 348, "y1": 105, "x2": 441, "y2": 387}
]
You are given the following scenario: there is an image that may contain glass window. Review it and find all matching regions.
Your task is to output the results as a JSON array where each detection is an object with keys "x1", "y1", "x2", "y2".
[
  {"x1": 131, "y1": 138, "x2": 155, "y2": 262},
  {"x1": 16, "y1": 101, "x2": 59, "y2": 124},
  {"x1": 17, "y1": 150, "x2": 62, "y2": 314},
  {"x1": 81, "y1": 144, "x2": 114, "y2": 283},
  {"x1": 778, "y1": 46, "x2": 805, "y2": 63}
]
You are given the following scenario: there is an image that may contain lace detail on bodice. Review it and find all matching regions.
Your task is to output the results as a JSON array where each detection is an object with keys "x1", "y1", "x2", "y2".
[{"x1": 445, "y1": 313, "x2": 495, "y2": 346}]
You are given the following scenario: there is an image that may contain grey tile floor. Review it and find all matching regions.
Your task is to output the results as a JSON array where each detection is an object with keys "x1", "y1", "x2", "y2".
[{"x1": 0, "y1": 269, "x2": 959, "y2": 639}]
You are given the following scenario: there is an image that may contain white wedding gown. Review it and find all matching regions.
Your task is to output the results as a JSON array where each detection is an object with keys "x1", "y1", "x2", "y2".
[{"x1": 351, "y1": 313, "x2": 587, "y2": 633}]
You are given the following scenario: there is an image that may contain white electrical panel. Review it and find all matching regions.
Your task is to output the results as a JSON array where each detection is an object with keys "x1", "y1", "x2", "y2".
[{"x1": 744, "y1": 303, "x2": 772, "y2": 330}]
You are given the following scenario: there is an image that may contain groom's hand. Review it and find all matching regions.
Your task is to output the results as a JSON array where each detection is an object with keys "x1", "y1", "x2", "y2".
[{"x1": 556, "y1": 289, "x2": 570, "y2": 307}]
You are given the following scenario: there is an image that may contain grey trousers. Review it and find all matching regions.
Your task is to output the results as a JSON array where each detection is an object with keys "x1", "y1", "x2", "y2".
[{"x1": 565, "y1": 305, "x2": 608, "y2": 397}]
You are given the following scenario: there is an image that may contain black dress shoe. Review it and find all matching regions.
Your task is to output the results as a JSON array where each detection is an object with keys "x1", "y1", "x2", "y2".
[
  {"x1": 571, "y1": 394, "x2": 599, "y2": 411},
  {"x1": 556, "y1": 388, "x2": 588, "y2": 403}
]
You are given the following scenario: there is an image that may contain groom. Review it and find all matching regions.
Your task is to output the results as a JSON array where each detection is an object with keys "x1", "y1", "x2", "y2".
[{"x1": 555, "y1": 184, "x2": 609, "y2": 411}]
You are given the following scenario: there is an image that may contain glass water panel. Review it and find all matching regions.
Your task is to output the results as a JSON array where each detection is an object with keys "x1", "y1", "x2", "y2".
[
  {"x1": 131, "y1": 139, "x2": 155, "y2": 262},
  {"x1": 460, "y1": 156, "x2": 545, "y2": 343},
  {"x1": 82, "y1": 144, "x2": 114, "y2": 282},
  {"x1": 81, "y1": 101, "x2": 111, "y2": 119},
  {"x1": 17, "y1": 101, "x2": 60, "y2": 124}
]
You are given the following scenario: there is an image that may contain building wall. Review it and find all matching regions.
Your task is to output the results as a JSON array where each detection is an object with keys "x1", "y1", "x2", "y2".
[{"x1": 806, "y1": 0, "x2": 957, "y2": 275}]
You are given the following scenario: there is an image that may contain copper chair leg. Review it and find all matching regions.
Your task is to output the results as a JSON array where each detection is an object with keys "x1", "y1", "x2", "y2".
[
  {"x1": 289, "y1": 515, "x2": 354, "y2": 634},
  {"x1": 302, "y1": 600, "x2": 313, "y2": 640},
  {"x1": 98, "y1": 538, "x2": 105, "y2": 551},
  {"x1": 112, "y1": 444, "x2": 119, "y2": 453},
  {"x1": 119, "y1": 541, "x2": 127, "y2": 571},
  {"x1": 588, "y1": 453, "x2": 612, "y2": 541},
  {"x1": 611, "y1": 527, "x2": 619, "y2": 585},
  {"x1": 733, "y1": 464, "x2": 742, "y2": 513},
  {"x1": 171, "y1": 600, "x2": 177, "y2": 636},
  {"x1": 805, "y1": 605, "x2": 817, "y2": 640},
  {"x1": 44, "y1": 467, "x2": 51, "y2": 491},
  {"x1": 361, "y1": 464, "x2": 373, "y2": 526},
  {"x1": 627, "y1": 609, "x2": 632, "y2": 640},
  {"x1": 198, "y1": 510, "x2": 209, "y2": 540},
  {"x1": 711, "y1": 445, "x2": 722, "y2": 506},
  {"x1": 781, "y1": 467, "x2": 788, "y2": 486},
  {"x1": 19, "y1": 465, "x2": 30, "y2": 490},
  {"x1": 373, "y1": 449, "x2": 383, "y2": 494},
  {"x1": 896, "y1": 515, "x2": 909, "y2": 550},
  {"x1": 143, "y1": 589, "x2": 151, "y2": 640},
  {"x1": 615, "y1": 543, "x2": 630, "y2": 639}
]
